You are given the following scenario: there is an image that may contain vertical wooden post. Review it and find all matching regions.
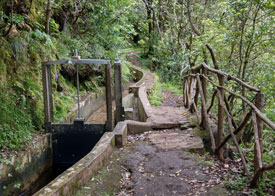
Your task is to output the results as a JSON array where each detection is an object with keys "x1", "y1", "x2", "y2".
[
  {"x1": 114, "y1": 56, "x2": 124, "y2": 124},
  {"x1": 105, "y1": 62, "x2": 112, "y2": 131},
  {"x1": 217, "y1": 75, "x2": 224, "y2": 160},
  {"x1": 194, "y1": 73, "x2": 199, "y2": 107},
  {"x1": 254, "y1": 92, "x2": 264, "y2": 172},
  {"x1": 42, "y1": 63, "x2": 53, "y2": 131},
  {"x1": 217, "y1": 89, "x2": 249, "y2": 175},
  {"x1": 201, "y1": 67, "x2": 207, "y2": 128},
  {"x1": 183, "y1": 78, "x2": 186, "y2": 105},
  {"x1": 197, "y1": 74, "x2": 216, "y2": 153},
  {"x1": 185, "y1": 79, "x2": 189, "y2": 108},
  {"x1": 185, "y1": 77, "x2": 190, "y2": 108},
  {"x1": 252, "y1": 111, "x2": 263, "y2": 174},
  {"x1": 189, "y1": 77, "x2": 195, "y2": 112}
]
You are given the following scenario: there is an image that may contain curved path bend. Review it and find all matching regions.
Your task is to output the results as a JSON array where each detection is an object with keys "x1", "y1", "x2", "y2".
[{"x1": 74, "y1": 52, "x2": 231, "y2": 196}]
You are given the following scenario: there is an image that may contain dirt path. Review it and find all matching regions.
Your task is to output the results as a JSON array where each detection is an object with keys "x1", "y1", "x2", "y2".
[
  {"x1": 161, "y1": 89, "x2": 183, "y2": 107},
  {"x1": 123, "y1": 131, "x2": 227, "y2": 196},
  {"x1": 127, "y1": 51, "x2": 187, "y2": 126},
  {"x1": 74, "y1": 130, "x2": 228, "y2": 196},
  {"x1": 72, "y1": 51, "x2": 255, "y2": 196},
  {"x1": 73, "y1": 52, "x2": 262, "y2": 196},
  {"x1": 126, "y1": 51, "x2": 142, "y2": 67}
]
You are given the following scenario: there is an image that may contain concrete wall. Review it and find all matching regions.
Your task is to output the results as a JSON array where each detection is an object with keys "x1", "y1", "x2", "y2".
[
  {"x1": 137, "y1": 86, "x2": 152, "y2": 122},
  {"x1": 0, "y1": 63, "x2": 149, "y2": 196},
  {"x1": 33, "y1": 133, "x2": 118, "y2": 196},
  {"x1": 63, "y1": 89, "x2": 107, "y2": 123},
  {"x1": 29, "y1": 62, "x2": 157, "y2": 196},
  {"x1": 127, "y1": 65, "x2": 153, "y2": 123},
  {"x1": 0, "y1": 134, "x2": 52, "y2": 196},
  {"x1": 32, "y1": 63, "x2": 151, "y2": 196}
]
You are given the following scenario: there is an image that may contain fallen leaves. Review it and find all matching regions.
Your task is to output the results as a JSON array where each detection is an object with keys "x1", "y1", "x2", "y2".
[{"x1": 118, "y1": 166, "x2": 133, "y2": 196}]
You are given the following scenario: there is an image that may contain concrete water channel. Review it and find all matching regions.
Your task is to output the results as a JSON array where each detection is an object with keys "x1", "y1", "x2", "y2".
[
  {"x1": 2, "y1": 52, "x2": 203, "y2": 196},
  {"x1": 19, "y1": 54, "x2": 146, "y2": 196},
  {"x1": 29, "y1": 56, "x2": 150, "y2": 196},
  {"x1": 19, "y1": 65, "x2": 133, "y2": 196},
  {"x1": 0, "y1": 54, "x2": 134, "y2": 196}
]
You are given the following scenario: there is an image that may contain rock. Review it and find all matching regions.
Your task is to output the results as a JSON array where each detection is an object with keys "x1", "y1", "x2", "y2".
[{"x1": 180, "y1": 124, "x2": 194, "y2": 130}]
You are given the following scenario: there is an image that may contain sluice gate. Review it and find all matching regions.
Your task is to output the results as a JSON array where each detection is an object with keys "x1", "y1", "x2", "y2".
[{"x1": 42, "y1": 51, "x2": 114, "y2": 167}]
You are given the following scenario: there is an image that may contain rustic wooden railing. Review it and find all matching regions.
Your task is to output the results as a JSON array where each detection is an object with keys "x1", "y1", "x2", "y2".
[{"x1": 183, "y1": 62, "x2": 275, "y2": 187}]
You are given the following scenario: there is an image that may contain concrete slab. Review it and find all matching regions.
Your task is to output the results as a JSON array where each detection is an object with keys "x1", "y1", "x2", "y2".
[
  {"x1": 113, "y1": 122, "x2": 128, "y2": 148},
  {"x1": 148, "y1": 129, "x2": 203, "y2": 151}
]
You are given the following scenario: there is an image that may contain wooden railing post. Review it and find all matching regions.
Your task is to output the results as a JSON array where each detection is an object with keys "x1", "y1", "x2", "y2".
[
  {"x1": 252, "y1": 111, "x2": 263, "y2": 175},
  {"x1": 217, "y1": 75, "x2": 225, "y2": 160},
  {"x1": 184, "y1": 78, "x2": 189, "y2": 108},
  {"x1": 196, "y1": 74, "x2": 216, "y2": 153},
  {"x1": 217, "y1": 89, "x2": 249, "y2": 175},
  {"x1": 182, "y1": 78, "x2": 186, "y2": 106},
  {"x1": 186, "y1": 77, "x2": 191, "y2": 108},
  {"x1": 254, "y1": 92, "x2": 264, "y2": 172},
  {"x1": 201, "y1": 67, "x2": 207, "y2": 128},
  {"x1": 188, "y1": 77, "x2": 193, "y2": 111}
]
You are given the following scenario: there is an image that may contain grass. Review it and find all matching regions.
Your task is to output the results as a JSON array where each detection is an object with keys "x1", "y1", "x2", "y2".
[
  {"x1": 118, "y1": 48, "x2": 142, "y2": 56},
  {"x1": 121, "y1": 60, "x2": 134, "y2": 83},
  {"x1": 148, "y1": 74, "x2": 162, "y2": 106},
  {"x1": 147, "y1": 73, "x2": 182, "y2": 106},
  {"x1": 161, "y1": 82, "x2": 182, "y2": 96}
]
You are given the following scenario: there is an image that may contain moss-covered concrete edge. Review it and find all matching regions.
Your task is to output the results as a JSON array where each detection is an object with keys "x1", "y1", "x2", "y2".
[
  {"x1": 33, "y1": 132, "x2": 116, "y2": 196},
  {"x1": 0, "y1": 134, "x2": 52, "y2": 196}
]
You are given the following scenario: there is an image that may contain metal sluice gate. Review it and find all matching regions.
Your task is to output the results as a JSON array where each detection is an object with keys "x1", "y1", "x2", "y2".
[{"x1": 42, "y1": 50, "x2": 123, "y2": 166}]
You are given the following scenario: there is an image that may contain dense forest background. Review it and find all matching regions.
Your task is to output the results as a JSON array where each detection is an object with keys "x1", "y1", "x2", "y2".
[{"x1": 0, "y1": 0, "x2": 274, "y2": 194}]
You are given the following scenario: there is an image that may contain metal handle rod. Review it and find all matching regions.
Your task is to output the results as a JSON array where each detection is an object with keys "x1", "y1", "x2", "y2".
[
  {"x1": 76, "y1": 64, "x2": 80, "y2": 119},
  {"x1": 74, "y1": 49, "x2": 81, "y2": 119}
]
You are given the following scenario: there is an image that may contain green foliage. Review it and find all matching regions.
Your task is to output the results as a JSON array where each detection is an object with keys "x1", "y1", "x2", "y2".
[
  {"x1": 10, "y1": 14, "x2": 25, "y2": 25},
  {"x1": 0, "y1": 0, "x2": 138, "y2": 156},
  {"x1": 226, "y1": 171, "x2": 275, "y2": 196},
  {"x1": 147, "y1": 73, "x2": 182, "y2": 107},
  {"x1": 0, "y1": 87, "x2": 34, "y2": 153},
  {"x1": 226, "y1": 175, "x2": 249, "y2": 193},
  {"x1": 121, "y1": 60, "x2": 134, "y2": 83},
  {"x1": 53, "y1": 94, "x2": 74, "y2": 122},
  {"x1": 146, "y1": 74, "x2": 161, "y2": 106},
  {"x1": 161, "y1": 82, "x2": 182, "y2": 96},
  {"x1": 148, "y1": 79, "x2": 162, "y2": 106}
]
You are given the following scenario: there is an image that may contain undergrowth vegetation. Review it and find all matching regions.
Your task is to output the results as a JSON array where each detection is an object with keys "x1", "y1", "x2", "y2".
[
  {"x1": 0, "y1": 0, "x2": 136, "y2": 159},
  {"x1": 0, "y1": 0, "x2": 274, "y2": 194}
]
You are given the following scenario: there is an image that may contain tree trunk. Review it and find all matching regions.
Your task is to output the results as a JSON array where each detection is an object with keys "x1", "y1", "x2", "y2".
[{"x1": 45, "y1": 0, "x2": 51, "y2": 34}]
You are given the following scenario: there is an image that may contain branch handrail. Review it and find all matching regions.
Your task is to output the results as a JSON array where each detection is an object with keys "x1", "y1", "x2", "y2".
[
  {"x1": 183, "y1": 63, "x2": 275, "y2": 188},
  {"x1": 190, "y1": 62, "x2": 260, "y2": 92},
  {"x1": 185, "y1": 73, "x2": 275, "y2": 130}
]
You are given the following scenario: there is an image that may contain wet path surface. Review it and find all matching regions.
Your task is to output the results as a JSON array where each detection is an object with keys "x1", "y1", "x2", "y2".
[
  {"x1": 73, "y1": 52, "x2": 229, "y2": 196},
  {"x1": 74, "y1": 129, "x2": 228, "y2": 196}
]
